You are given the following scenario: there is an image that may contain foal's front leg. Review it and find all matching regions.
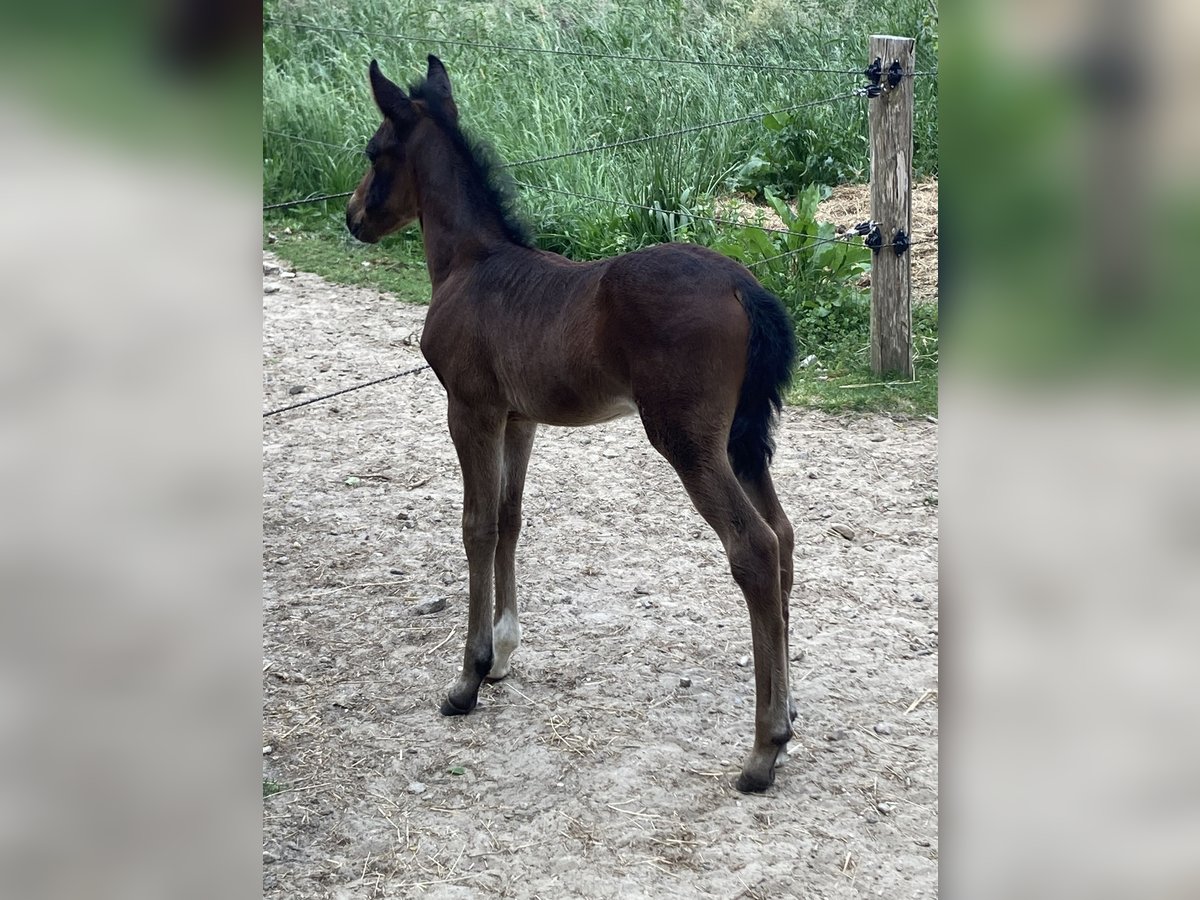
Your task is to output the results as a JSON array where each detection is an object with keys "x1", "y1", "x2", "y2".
[
  {"x1": 440, "y1": 400, "x2": 505, "y2": 716},
  {"x1": 489, "y1": 416, "x2": 537, "y2": 681}
]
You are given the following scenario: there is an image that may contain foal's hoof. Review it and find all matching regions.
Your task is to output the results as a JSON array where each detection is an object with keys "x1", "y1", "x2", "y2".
[
  {"x1": 734, "y1": 768, "x2": 775, "y2": 794},
  {"x1": 483, "y1": 660, "x2": 511, "y2": 683},
  {"x1": 439, "y1": 694, "x2": 476, "y2": 716}
]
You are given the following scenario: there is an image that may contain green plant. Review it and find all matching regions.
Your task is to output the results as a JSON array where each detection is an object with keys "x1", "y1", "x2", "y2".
[
  {"x1": 736, "y1": 107, "x2": 869, "y2": 195},
  {"x1": 713, "y1": 185, "x2": 870, "y2": 344}
]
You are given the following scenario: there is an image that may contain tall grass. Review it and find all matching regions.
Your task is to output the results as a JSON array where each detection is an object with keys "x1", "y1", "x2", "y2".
[{"x1": 264, "y1": 0, "x2": 937, "y2": 250}]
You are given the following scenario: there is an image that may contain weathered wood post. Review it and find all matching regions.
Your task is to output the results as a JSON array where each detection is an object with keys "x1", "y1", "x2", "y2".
[{"x1": 868, "y1": 34, "x2": 916, "y2": 378}]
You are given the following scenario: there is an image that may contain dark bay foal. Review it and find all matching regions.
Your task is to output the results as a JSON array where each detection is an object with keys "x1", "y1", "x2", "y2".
[{"x1": 346, "y1": 56, "x2": 798, "y2": 792}]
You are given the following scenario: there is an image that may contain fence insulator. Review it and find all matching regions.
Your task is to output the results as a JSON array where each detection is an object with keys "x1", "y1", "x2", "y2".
[
  {"x1": 892, "y1": 228, "x2": 910, "y2": 256},
  {"x1": 887, "y1": 60, "x2": 904, "y2": 88},
  {"x1": 856, "y1": 83, "x2": 882, "y2": 98},
  {"x1": 852, "y1": 220, "x2": 875, "y2": 236},
  {"x1": 865, "y1": 224, "x2": 884, "y2": 254},
  {"x1": 865, "y1": 57, "x2": 882, "y2": 84}
]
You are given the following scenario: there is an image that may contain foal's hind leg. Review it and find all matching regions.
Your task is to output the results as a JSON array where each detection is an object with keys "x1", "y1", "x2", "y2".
[
  {"x1": 644, "y1": 424, "x2": 791, "y2": 792},
  {"x1": 737, "y1": 467, "x2": 797, "y2": 761},
  {"x1": 441, "y1": 400, "x2": 505, "y2": 716},
  {"x1": 488, "y1": 415, "x2": 537, "y2": 681}
]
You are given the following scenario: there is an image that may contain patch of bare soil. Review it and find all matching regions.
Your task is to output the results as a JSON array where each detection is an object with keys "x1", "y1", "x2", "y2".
[
  {"x1": 720, "y1": 179, "x2": 939, "y2": 303},
  {"x1": 263, "y1": 254, "x2": 938, "y2": 898}
]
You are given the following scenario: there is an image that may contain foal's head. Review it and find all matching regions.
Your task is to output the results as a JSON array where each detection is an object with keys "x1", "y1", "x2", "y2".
[{"x1": 345, "y1": 56, "x2": 458, "y2": 243}]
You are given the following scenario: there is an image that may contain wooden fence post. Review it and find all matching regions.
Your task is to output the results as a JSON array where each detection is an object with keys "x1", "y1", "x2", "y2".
[{"x1": 868, "y1": 34, "x2": 916, "y2": 378}]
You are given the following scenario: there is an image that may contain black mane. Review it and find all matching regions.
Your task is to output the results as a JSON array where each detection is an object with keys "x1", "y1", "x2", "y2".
[{"x1": 408, "y1": 77, "x2": 533, "y2": 248}]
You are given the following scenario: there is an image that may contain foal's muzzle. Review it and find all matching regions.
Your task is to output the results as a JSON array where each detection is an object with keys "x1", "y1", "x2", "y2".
[{"x1": 345, "y1": 207, "x2": 380, "y2": 244}]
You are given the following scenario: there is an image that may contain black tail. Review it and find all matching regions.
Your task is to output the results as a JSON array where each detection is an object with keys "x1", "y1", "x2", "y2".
[{"x1": 728, "y1": 279, "x2": 797, "y2": 479}]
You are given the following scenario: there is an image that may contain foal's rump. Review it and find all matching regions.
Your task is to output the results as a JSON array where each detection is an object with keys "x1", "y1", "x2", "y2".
[{"x1": 599, "y1": 243, "x2": 796, "y2": 474}]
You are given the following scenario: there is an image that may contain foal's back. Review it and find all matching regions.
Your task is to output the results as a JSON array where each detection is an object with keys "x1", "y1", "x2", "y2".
[{"x1": 421, "y1": 242, "x2": 753, "y2": 427}]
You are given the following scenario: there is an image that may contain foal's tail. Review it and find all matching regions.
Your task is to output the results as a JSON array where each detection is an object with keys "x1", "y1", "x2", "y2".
[{"x1": 728, "y1": 279, "x2": 797, "y2": 479}]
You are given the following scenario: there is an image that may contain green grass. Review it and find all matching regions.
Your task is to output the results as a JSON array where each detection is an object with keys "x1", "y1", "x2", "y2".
[
  {"x1": 264, "y1": 0, "x2": 938, "y2": 233},
  {"x1": 786, "y1": 296, "x2": 938, "y2": 415},
  {"x1": 266, "y1": 221, "x2": 432, "y2": 301},
  {"x1": 263, "y1": 779, "x2": 286, "y2": 798},
  {"x1": 787, "y1": 344, "x2": 938, "y2": 415}
]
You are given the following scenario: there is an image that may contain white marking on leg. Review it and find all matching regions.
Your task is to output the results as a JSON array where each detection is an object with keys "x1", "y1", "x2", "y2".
[{"x1": 489, "y1": 611, "x2": 520, "y2": 678}]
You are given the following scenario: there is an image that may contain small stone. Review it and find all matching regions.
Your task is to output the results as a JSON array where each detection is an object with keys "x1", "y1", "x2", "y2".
[
  {"x1": 678, "y1": 676, "x2": 692, "y2": 688},
  {"x1": 262, "y1": 745, "x2": 273, "y2": 755},
  {"x1": 280, "y1": 271, "x2": 297, "y2": 279},
  {"x1": 640, "y1": 598, "x2": 653, "y2": 609},
  {"x1": 825, "y1": 729, "x2": 847, "y2": 741},
  {"x1": 263, "y1": 261, "x2": 282, "y2": 276},
  {"x1": 633, "y1": 585, "x2": 652, "y2": 596},
  {"x1": 282, "y1": 227, "x2": 293, "y2": 235},
  {"x1": 396, "y1": 511, "x2": 410, "y2": 521},
  {"x1": 288, "y1": 385, "x2": 307, "y2": 396},
  {"x1": 389, "y1": 568, "x2": 404, "y2": 575},
  {"x1": 912, "y1": 594, "x2": 926, "y2": 604},
  {"x1": 876, "y1": 801, "x2": 895, "y2": 815},
  {"x1": 807, "y1": 471, "x2": 818, "y2": 479},
  {"x1": 266, "y1": 232, "x2": 278, "y2": 244},
  {"x1": 263, "y1": 849, "x2": 279, "y2": 863},
  {"x1": 414, "y1": 597, "x2": 446, "y2": 615},
  {"x1": 870, "y1": 434, "x2": 887, "y2": 442},
  {"x1": 829, "y1": 524, "x2": 855, "y2": 541},
  {"x1": 441, "y1": 571, "x2": 455, "y2": 585},
  {"x1": 798, "y1": 354, "x2": 818, "y2": 368},
  {"x1": 319, "y1": 362, "x2": 331, "y2": 372},
  {"x1": 737, "y1": 655, "x2": 750, "y2": 668},
  {"x1": 791, "y1": 649, "x2": 806, "y2": 662},
  {"x1": 874, "y1": 722, "x2": 896, "y2": 735},
  {"x1": 864, "y1": 812, "x2": 879, "y2": 824},
  {"x1": 408, "y1": 782, "x2": 426, "y2": 795},
  {"x1": 263, "y1": 283, "x2": 280, "y2": 294},
  {"x1": 603, "y1": 449, "x2": 619, "y2": 458}
]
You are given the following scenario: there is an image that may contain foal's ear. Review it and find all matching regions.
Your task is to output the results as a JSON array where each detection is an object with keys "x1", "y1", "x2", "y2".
[
  {"x1": 425, "y1": 55, "x2": 458, "y2": 122},
  {"x1": 369, "y1": 59, "x2": 415, "y2": 125}
]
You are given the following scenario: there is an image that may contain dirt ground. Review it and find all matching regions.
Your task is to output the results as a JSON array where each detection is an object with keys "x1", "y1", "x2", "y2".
[{"x1": 263, "y1": 253, "x2": 939, "y2": 898}]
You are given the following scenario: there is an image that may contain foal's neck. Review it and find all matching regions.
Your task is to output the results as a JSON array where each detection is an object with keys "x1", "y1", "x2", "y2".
[{"x1": 414, "y1": 129, "x2": 516, "y2": 288}]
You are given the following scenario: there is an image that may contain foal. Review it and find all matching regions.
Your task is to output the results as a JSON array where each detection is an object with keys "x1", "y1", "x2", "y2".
[{"x1": 347, "y1": 57, "x2": 798, "y2": 792}]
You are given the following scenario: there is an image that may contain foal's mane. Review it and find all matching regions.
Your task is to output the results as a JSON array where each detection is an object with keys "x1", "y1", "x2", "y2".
[{"x1": 408, "y1": 76, "x2": 533, "y2": 248}]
